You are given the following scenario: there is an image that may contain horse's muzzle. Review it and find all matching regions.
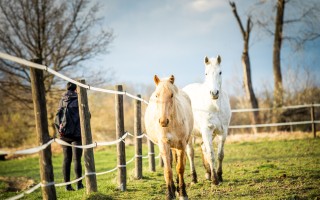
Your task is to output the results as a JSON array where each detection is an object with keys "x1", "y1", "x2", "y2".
[
  {"x1": 159, "y1": 118, "x2": 169, "y2": 127},
  {"x1": 210, "y1": 90, "x2": 219, "y2": 100}
]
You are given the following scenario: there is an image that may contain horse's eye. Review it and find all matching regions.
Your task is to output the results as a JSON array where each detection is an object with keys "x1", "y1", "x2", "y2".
[
  {"x1": 219, "y1": 72, "x2": 222, "y2": 75},
  {"x1": 171, "y1": 94, "x2": 173, "y2": 98},
  {"x1": 205, "y1": 73, "x2": 207, "y2": 75}
]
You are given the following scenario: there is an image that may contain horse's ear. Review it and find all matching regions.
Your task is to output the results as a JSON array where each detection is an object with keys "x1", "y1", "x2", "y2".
[
  {"x1": 217, "y1": 55, "x2": 221, "y2": 64},
  {"x1": 154, "y1": 75, "x2": 160, "y2": 85},
  {"x1": 204, "y1": 56, "x2": 210, "y2": 65},
  {"x1": 169, "y1": 75, "x2": 175, "y2": 84}
]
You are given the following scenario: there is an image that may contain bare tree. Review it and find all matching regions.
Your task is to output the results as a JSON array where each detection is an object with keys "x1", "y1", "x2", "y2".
[
  {"x1": 0, "y1": 0, "x2": 113, "y2": 145},
  {"x1": 0, "y1": 0, "x2": 113, "y2": 105},
  {"x1": 273, "y1": 0, "x2": 285, "y2": 108},
  {"x1": 230, "y1": 1, "x2": 259, "y2": 133},
  {"x1": 254, "y1": 0, "x2": 320, "y2": 108}
]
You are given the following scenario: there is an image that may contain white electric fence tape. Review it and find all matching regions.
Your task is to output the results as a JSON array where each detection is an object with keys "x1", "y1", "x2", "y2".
[
  {"x1": 6, "y1": 183, "x2": 41, "y2": 200},
  {"x1": 5, "y1": 132, "x2": 159, "y2": 200},
  {"x1": 0, "y1": 52, "x2": 149, "y2": 104},
  {"x1": 229, "y1": 120, "x2": 320, "y2": 129},
  {"x1": 231, "y1": 104, "x2": 320, "y2": 113}
]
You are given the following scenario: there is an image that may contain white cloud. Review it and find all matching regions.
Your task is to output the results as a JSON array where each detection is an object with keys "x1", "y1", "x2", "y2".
[{"x1": 188, "y1": 0, "x2": 225, "y2": 12}]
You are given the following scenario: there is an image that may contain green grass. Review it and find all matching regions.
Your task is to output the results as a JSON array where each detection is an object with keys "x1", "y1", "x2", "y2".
[{"x1": 1, "y1": 138, "x2": 319, "y2": 199}]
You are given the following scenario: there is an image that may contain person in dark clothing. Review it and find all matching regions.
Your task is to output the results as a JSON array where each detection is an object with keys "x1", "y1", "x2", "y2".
[{"x1": 57, "y1": 82, "x2": 84, "y2": 191}]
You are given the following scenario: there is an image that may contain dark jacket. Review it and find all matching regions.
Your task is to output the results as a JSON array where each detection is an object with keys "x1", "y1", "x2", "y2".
[{"x1": 57, "y1": 90, "x2": 81, "y2": 141}]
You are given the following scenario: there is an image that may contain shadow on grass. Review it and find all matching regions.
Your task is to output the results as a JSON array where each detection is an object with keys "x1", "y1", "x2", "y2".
[{"x1": 85, "y1": 192, "x2": 114, "y2": 200}]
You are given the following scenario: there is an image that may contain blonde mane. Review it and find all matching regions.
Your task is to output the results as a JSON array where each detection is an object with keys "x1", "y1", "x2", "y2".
[{"x1": 152, "y1": 78, "x2": 188, "y2": 127}]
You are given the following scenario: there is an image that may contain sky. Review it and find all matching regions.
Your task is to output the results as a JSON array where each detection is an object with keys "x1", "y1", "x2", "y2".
[{"x1": 89, "y1": 0, "x2": 320, "y2": 96}]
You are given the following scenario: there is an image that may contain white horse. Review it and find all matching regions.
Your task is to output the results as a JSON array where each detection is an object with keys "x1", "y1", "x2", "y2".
[{"x1": 183, "y1": 55, "x2": 231, "y2": 185}]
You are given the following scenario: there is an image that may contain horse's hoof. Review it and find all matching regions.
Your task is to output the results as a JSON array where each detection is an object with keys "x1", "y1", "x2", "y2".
[
  {"x1": 205, "y1": 173, "x2": 211, "y2": 181},
  {"x1": 191, "y1": 172, "x2": 198, "y2": 184},
  {"x1": 217, "y1": 172, "x2": 223, "y2": 182},
  {"x1": 179, "y1": 196, "x2": 188, "y2": 200},
  {"x1": 213, "y1": 179, "x2": 219, "y2": 185},
  {"x1": 166, "y1": 195, "x2": 176, "y2": 200}
]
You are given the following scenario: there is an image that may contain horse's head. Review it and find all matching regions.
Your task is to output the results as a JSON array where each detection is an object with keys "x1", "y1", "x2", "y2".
[
  {"x1": 153, "y1": 75, "x2": 176, "y2": 127},
  {"x1": 204, "y1": 55, "x2": 222, "y2": 100}
]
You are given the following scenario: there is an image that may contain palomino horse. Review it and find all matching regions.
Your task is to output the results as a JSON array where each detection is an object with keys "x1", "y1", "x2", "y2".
[
  {"x1": 183, "y1": 55, "x2": 231, "y2": 185},
  {"x1": 145, "y1": 75, "x2": 194, "y2": 200}
]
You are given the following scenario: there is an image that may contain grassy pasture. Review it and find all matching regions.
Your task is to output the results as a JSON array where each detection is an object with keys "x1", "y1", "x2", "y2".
[{"x1": 0, "y1": 133, "x2": 319, "y2": 200}]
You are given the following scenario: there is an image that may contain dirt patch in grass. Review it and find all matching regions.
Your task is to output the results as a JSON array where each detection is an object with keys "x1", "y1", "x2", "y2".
[{"x1": 0, "y1": 176, "x2": 35, "y2": 192}]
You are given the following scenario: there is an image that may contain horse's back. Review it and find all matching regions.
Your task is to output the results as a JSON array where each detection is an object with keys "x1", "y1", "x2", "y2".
[
  {"x1": 183, "y1": 83, "x2": 202, "y2": 96},
  {"x1": 182, "y1": 83, "x2": 203, "y2": 106}
]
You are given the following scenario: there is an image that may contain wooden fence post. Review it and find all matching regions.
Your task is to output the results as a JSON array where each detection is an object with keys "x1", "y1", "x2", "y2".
[
  {"x1": 78, "y1": 79, "x2": 97, "y2": 193},
  {"x1": 115, "y1": 85, "x2": 126, "y2": 191},
  {"x1": 148, "y1": 140, "x2": 156, "y2": 172},
  {"x1": 30, "y1": 59, "x2": 56, "y2": 200},
  {"x1": 134, "y1": 94, "x2": 143, "y2": 179},
  {"x1": 310, "y1": 103, "x2": 316, "y2": 138}
]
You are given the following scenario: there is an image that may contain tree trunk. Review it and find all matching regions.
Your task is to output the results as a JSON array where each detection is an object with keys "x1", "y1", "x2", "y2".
[
  {"x1": 242, "y1": 51, "x2": 260, "y2": 133},
  {"x1": 273, "y1": 0, "x2": 285, "y2": 108},
  {"x1": 272, "y1": 0, "x2": 285, "y2": 126},
  {"x1": 230, "y1": 1, "x2": 260, "y2": 133}
]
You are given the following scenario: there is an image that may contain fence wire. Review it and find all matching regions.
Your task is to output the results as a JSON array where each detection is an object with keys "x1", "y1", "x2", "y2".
[
  {"x1": 0, "y1": 52, "x2": 149, "y2": 104},
  {"x1": 4, "y1": 132, "x2": 160, "y2": 200}
]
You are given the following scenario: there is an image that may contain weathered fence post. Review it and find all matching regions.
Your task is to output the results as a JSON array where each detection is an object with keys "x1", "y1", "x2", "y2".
[
  {"x1": 310, "y1": 103, "x2": 316, "y2": 138},
  {"x1": 148, "y1": 140, "x2": 156, "y2": 172},
  {"x1": 30, "y1": 58, "x2": 56, "y2": 200},
  {"x1": 78, "y1": 79, "x2": 97, "y2": 193},
  {"x1": 115, "y1": 85, "x2": 126, "y2": 191},
  {"x1": 134, "y1": 94, "x2": 143, "y2": 179}
]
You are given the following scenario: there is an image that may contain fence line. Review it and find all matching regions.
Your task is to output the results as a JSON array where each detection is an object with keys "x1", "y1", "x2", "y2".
[
  {"x1": 5, "y1": 132, "x2": 160, "y2": 200},
  {"x1": 6, "y1": 152, "x2": 160, "y2": 200},
  {"x1": 231, "y1": 103, "x2": 320, "y2": 113},
  {"x1": 0, "y1": 132, "x2": 154, "y2": 155},
  {"x1": 7, "y1": 116, "x2": 317, "y2": 156},
  {"x1": 0, "y1": 52, "x2": 149, "y2": 104},
  {"x1": 229, "y1": 120, "x2": 320, "y2": 129},
  {"x1": 1, "y1": 52, "x2": 318, "y2": 113}
]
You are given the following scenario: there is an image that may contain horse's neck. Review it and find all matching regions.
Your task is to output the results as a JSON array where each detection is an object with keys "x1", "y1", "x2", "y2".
[
  {"x1": 208, "y1": 98, "x2": 220, "y2": 112},
  {"x1": 170, "y1": 96, "x2": 185, "y2": 125}
]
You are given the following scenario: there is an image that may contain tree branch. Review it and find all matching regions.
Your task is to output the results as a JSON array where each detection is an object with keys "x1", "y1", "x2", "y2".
[{"x1": 229, "y1": 1, "x2": 246, "y2": 39}]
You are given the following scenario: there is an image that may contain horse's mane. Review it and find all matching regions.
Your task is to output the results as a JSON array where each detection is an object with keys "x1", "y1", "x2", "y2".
[{"x1": 158, "y1": 79, "x2": 186, "y2": 126}]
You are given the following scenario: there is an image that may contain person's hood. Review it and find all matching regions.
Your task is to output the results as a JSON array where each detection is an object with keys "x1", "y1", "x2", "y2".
[{"x1": 62, "y1": 90, "x2": 77, "y2": 103}]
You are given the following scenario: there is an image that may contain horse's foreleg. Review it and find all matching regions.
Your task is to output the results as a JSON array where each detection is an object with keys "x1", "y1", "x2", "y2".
[
  {"x1": 186, "y1": 139, "x2": 197, "y2": 183},
  {"x1": 160, "y1": 144, "x2": 176, "y2": 200},
  {"x1": 176, "y1": 149, "x2": 188, "y2": 200},
  {"x1": 201, "y1": 143, "x2": 211, "y2": 180},
  {"x1": 201, "y1": 129, "x2": 219, "y2": 185},
  {"x1": 217, "y1": 134, "x2": 226, "y2": 183}
]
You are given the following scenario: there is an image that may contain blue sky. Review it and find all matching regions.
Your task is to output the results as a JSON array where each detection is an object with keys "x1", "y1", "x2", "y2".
[{"x1": 90, "y1": 0, "x2": 320, "y2": 96}]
